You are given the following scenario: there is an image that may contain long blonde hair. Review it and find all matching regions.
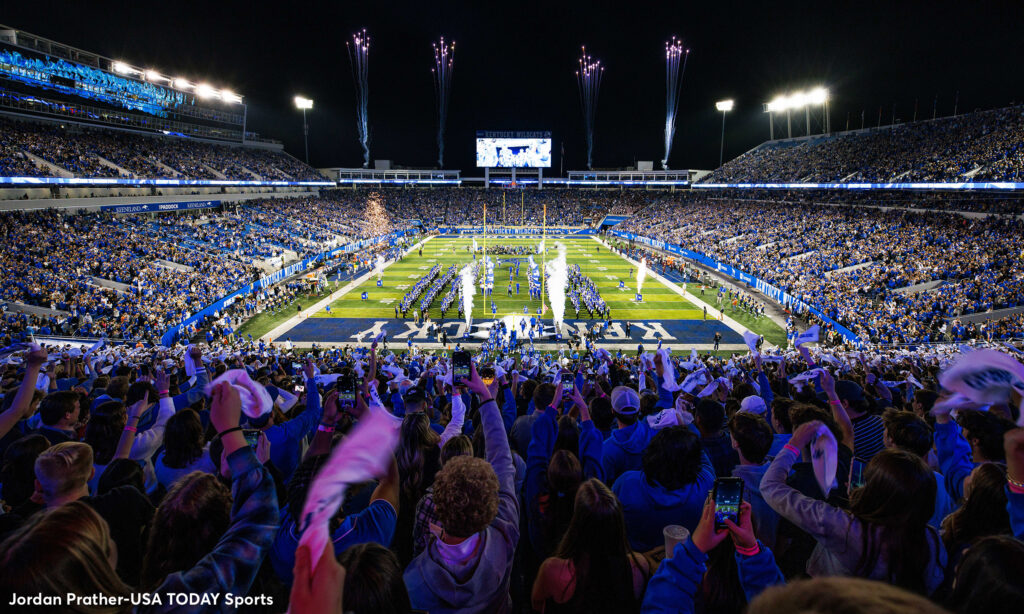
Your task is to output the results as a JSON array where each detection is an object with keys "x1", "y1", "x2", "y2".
[{"x1": 0, "y1": 501, "x2": 132, "y2": 613}]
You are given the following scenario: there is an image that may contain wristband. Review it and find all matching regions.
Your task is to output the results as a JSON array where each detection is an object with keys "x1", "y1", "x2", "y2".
[
  {"x1": 734, "y1": 543, "x2": 761, "y2": 557},
  {"x1": 158, "y1": 389, "x2": 170, "y2": 396},
  {"x1": 317, "y1": 424, "x2": 335, "y2": 433},
  {"x1": 828, "y1": 398, "x2": 842, "y2": 405},
  {"x1": 216, "y1": 426, "x2": 243, "y2": 440},
  {"x1": 1008, "y1": 475, "x2": 1024, "y2": 491},
  {"x1": 783, "y1": 443, "x2": 801, "y2": 456},
  {"x1": 123, "y1": 425, "x2": 137, "y2": 433}
]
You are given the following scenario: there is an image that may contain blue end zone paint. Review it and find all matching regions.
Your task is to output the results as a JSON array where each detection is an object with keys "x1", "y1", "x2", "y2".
[{"x1": 280, "y1": 317, "x2": 743, "y2": 345}]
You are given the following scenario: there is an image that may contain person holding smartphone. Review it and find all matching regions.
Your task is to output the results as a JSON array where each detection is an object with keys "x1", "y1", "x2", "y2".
[
  {"x1": 642, "y1": 496, "x2": 784, "y2": 614},
  {"x1": 760, "y1": 419, "x2": 947, "y2": 595}
]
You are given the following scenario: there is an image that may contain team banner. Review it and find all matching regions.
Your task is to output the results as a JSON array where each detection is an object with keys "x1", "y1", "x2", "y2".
[
  {"x1": 0, "y1": 176, "x2": 334, "y2": 187},
  {"x1": 99, "y1": 200, "x2": 220, "y2": 215}
]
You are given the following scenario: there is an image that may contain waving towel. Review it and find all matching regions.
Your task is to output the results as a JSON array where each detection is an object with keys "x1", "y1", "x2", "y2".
[
  {"x1": 207, "y1": 369, "x2": 273, "y2": 419},
  {"x1": 812, "y1": 424, "x2": 838, "y2": 498},
  {"x1": 657, "y1": 348, "x2": 681, "y2": 392},
  {"x1": 295, "y1": 409, "x2": 400, "y2": 573}
]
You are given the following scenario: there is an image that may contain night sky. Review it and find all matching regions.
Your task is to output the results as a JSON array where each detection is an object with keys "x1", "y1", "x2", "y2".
[{"x1": 6, "y1": 0, "x2": 1024, "y2": 173}]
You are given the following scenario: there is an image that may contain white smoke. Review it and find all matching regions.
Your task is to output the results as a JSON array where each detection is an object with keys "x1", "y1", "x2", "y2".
[
  {"x1": 537, "y1": 240, "x2": 545, "y2": 254},
  {"x1": 460, "y1": 264, "x2": 475, "y2": 327},
  {"x1": 472, "y1": 238, "x2": 479, "y2": 253},
  {"x1": 637, "y1": 257, "x2": 647, "y2": 297},
  {"x1": 375, "y1": 255, "x2": 385, "y2": 279},
  {"x1": 545, "y1": 243, "x2": 568, "y2": 328}
]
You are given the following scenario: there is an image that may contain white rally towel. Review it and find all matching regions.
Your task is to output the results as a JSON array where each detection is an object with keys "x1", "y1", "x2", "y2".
[
  {"x1": 381, "y1": 365, "x2": 405, "y2": 380},
  {"x1": 788, "y1": 368, "x2": 824, "y2": 392},
  {"x1": 681, "y1": 369, "x2": 709, "y2": 394},
  {"x1": 184, "y1": 345, "x2": 201, "y2": 377},
  {"x1": 795, "y1": 325, "x2": 819, "y2": 347},
  {"x1": 811, "y1": 424, "x2": 838, "y2": 498},
  {"x1": 647, "y1": 407, "x2": 693, "y2": 429},
  {"x1": 315, "y1": 373, "x2": 342, "y2": 387},
  {"x1": 938, "y1": 349, "x2": 1024, "y2": 425},
  {"x1": 657, "y1": 348, "x2": 681, "y2": 392},
  {"x1": 206, "y1": 369, "x2": 273, "y2": 419},
  {"x1": 742, "y1": 330, "x2": 761, "y2": 354},
  {"x1": 295, "y1": 409, "x2": 399, "y2": 574},
  {"x1": 697, "y1": 379, "x2": 719, "y2": 398}
]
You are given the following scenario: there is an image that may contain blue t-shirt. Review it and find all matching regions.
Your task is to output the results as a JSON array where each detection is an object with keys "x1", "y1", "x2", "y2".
[{"x1": 270, "y1": 498, "x2": 397, "y2": 584}]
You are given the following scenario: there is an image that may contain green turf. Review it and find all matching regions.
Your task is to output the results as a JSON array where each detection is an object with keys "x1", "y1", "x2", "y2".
[{"x1": 316, "y1": 237, "x2": 705, "y2": 322}]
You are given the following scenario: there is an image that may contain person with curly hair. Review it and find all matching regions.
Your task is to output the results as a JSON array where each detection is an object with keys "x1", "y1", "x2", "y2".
[{"x1": 404, "y1": 363, "x2": 519, "y2": 613}]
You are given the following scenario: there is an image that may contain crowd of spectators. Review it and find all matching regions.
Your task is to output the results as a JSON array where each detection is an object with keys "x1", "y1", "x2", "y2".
[
  {"x1": 620, "y1": 195, "x2": 1024, "y2": 344},
  {"x1": 0, "y1": 116, "x2": 324, "y2": 181},
  {"x1": 0, "y1": 185, "x2": 1020, "y2": 348},
  {"x1": 0, "y1": 334, "x2": 1021, "y2": 613},
  {"x1": 703, "y1": 105, "x2": 1024, "y2": 183}
]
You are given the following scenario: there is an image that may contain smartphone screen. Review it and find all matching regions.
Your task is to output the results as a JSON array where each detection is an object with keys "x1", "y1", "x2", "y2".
[
  {"x1": 849, "y1": 458, "x2": 867, "y2": 492},
  {"x1": 453, "y1": 351, "x2": 471, "y2": 383},
  {"x1": 294, "y1": 385, "x2": 305, "y2": 393},
  {"x1": 337, "y1": 374, "x2": 357, "y2": 408},
  {"x1": 561, "y1": 371, "x2": 574, "y2": 388},
  {"x1": 713, "y1": 477, "x2": 744, "y2": 530},
  {"x1": 243, "y1": 429, "x2": 261, "y2": 449}
]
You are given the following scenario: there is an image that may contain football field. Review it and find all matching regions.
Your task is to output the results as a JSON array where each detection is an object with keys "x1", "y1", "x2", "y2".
[{"x1": 272, "y1": 235, "x2": 760, "y2": 351}]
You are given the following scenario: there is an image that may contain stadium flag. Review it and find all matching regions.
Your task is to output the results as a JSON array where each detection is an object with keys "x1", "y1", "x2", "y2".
[
  {"x1": 742, "y1": 331, "x2": 761, "y2": 353},
  {"x1": 795, "y1": 325, "x2": 820, "y2": 347},
  {"x1": 938, "y1": 349, "x2": 1024, "y2": 425},
  {"x1": 296, "y1": 409, "x2": 399, "y2": 574}
]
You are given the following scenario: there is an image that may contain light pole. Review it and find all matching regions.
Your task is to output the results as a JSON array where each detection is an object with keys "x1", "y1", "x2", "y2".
[
  {"x1": 294, "y1": 96, "x2": 313, "y2": 164},
  {"x1": 764, "y1": 87, "x2": 828, "y2": 140},
  {"x1": 715, "y1": 99, "x2": 734, "y2": 168}
]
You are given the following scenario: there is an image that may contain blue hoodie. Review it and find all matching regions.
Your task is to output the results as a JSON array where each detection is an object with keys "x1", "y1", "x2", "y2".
[
  {"x1": 613, "y1": 451, "x2": 715, "y2": 552},
  {"x1": 525, "y1": 406, "x2": 604, "y2": 555},
  {"x1": 601, "y1": 419, "x2": 657, "y2": 485},
  {"x1": 732, "y1": 463, "x2": 780, "y2": 550},
  {"x1": 1009, "y1": 486, "x2": 1024, "y2": 540},
  {"x1": 641, "y1": 538, "x2": 785, "y2": 614}
]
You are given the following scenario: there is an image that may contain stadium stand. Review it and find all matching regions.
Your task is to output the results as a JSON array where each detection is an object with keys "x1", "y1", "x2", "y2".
[
  {"x1": 702, "y1": 105, "x2": 1024, "y2": 183},
  {"x1": 0, "y1": 116, "x2": 324, "y2": 181}
]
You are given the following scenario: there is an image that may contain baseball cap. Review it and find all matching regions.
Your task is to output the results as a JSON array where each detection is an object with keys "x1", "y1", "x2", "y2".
[
  {"x1": 610, "y1": 386, "x2": 640, "y2": 415},
  {"x1": 739, "y1": 395, "x2": 767, "y2": 415},
  {"x1": 835, "y1": 380, "x2": 864, "y2": 403}
]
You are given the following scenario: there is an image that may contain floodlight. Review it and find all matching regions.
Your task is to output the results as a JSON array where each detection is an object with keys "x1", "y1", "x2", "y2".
[
  {"x1": 145, "y1": 70, "x2": 164, "y2": 82},
  {"x1": 195, "y1": 83, "x2": 217, "y2": 99},
  {"x1": 807, "y1": 87, "x2": 828, "y2": 104},
  {"x1": 294, "y1": 96, "x2": 313, "y2": 110},
  {"x1": 221, "y1": 90, "x2": 242, "y2": 104},
  {"x1": 715, "y1": 99, "x2": 734, "y2": 112},
  {"x1": 174, "y1": 78, "x2": 192, "y2": 90},
  {"x1": 112, "y1": 61, "x2": 133, "y2": 75}
]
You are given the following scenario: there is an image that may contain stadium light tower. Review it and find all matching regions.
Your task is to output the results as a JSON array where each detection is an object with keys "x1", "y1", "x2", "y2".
[
  {"x1": 763, "y1": 87, "x2": 829, "y2": 139},
  {"x1": 715, "y1": 99, "x2": 734, "y2": 168},
  {"x1": 294, "y1": 96, "x2": 314, "y2": 164}
]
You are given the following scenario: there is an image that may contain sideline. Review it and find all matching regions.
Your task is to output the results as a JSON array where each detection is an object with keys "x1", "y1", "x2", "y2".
[
  {"x1": 590, "y1": 236, "x2": 776, "y2": 349},
  {"x1": 262, "y1": 236, "x2": 434, "y2": 341}
]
